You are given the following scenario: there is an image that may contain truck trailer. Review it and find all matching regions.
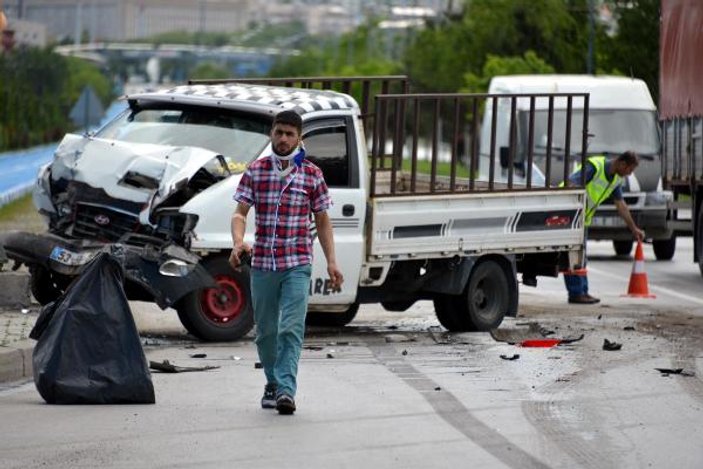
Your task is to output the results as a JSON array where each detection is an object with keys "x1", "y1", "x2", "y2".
[{"x1": 660, "y1": 0, "x2": 703, "y2": 274}]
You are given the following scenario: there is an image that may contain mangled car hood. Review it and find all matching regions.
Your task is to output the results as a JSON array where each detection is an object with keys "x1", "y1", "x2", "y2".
[{"x1": 50, "y1": 133, "x2": 226, "y2": 207}]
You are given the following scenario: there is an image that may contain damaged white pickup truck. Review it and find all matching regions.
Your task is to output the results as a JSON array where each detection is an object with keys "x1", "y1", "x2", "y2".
[{"x1": 0, "y1": 76, "x2": 587, "y2": 341}]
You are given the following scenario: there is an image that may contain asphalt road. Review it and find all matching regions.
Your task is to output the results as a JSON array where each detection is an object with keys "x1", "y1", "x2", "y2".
[{"x1": 1, "y1": 238, "x2": 702, "y2": 468}]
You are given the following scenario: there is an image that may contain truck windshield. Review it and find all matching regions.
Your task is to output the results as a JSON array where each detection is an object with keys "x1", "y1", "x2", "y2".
[
  {"x1": 95, "y1": 106, "x2": 271, "y2": 173},
  {"x1": 530, "y1": 109, "x2": 660, "y2": 156}
]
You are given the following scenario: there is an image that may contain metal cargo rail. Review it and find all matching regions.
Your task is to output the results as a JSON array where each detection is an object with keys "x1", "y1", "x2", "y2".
[{"x1": 370, "y1": 92, "x2": 590, "y2": 197}]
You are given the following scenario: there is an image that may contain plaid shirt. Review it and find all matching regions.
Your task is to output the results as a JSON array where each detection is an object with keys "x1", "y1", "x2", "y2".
[{"x1": 234, "y1": 155, "x2": 331, "y2": 271}]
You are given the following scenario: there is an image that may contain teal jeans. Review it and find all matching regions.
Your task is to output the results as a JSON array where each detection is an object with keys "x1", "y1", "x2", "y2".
[{"x1": 250, "y1": 264, "x2": 311, "y2": 397}]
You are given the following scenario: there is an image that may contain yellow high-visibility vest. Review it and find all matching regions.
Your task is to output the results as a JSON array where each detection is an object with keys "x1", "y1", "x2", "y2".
[{"x1": 561, "y1": 156, "x2": 621, "y2": 226}]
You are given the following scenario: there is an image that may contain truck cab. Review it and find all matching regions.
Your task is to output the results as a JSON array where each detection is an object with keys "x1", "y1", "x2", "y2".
[{"x1": 480, "y1": 75, "x2": 674, "y2": 259}]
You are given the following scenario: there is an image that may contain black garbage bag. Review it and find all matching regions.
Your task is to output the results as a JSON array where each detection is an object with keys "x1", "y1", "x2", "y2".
[{"x1": 30, "y1": 252, "x2": 155, "y2": 404}]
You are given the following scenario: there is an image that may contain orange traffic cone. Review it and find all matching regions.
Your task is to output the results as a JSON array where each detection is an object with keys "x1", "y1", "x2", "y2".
[{"x1": 623, "y1": 241, "x2": 656, "y2": 298}]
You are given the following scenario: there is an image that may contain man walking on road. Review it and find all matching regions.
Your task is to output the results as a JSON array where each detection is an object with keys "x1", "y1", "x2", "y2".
[
  {"x1": 229, "y1": 110, "x2": 343, "y2": 415},
  {"x1": 562, "y1": 151, "x2": 644, "y2": 304}
]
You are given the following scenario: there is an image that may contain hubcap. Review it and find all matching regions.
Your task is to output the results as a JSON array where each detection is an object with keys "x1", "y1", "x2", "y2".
[{"x1": 200, "y1": 274, "x2": 244, "y2": 324}]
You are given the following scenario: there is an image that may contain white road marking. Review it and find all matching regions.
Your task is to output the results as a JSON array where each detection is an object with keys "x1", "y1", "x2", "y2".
[{"x1": 589, "y1": 265, "x2": 703, "y2": 306}]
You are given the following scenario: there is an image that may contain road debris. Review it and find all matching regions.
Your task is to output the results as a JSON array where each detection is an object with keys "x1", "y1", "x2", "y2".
[
  {"x1": 500, "y1": 354, "x2": 520, "y2": 360},
  {"x1": 303, "y1": 345, "x2": 324, "y2": 351},
  {"x1": 655, "y1": 368, "x2": 695, "y2": 377},
  {"x1": 189, "y1": 353, "x2": 207, "y2": 358},
  {"x1": 520, "y1": 338, "x2": 561, "y2": 348},
  {"x1": 492, "y1": 323, "x2": 584, "y2": 347},
  {"x1": 326, "y1": 353, "x2": 334, "y2": 359},
  {"x1": 149, "y1": 360, "x2": 220, "y2": 373},
  {"x1": 385, "y1": 334, "x2": 416, "y2": 343},
  {"x1": 254, "y1": 362, "x2": 263, "y2": 369},
  {"x1": 602, "y1": 339, "x2": 622, "y2": 351}
]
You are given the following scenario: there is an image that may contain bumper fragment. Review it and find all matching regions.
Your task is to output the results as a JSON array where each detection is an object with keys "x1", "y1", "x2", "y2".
[{"x1": 0, "y1": 231, "x2": 214, "y2": 308}]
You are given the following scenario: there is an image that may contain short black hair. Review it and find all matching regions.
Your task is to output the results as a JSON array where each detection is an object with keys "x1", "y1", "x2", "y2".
[
  {"x1": 616, "y1": 150, "x2": 639, "y2": 166},
  {"x1": 273, "y1": 110, "x2": 302, "y2": 134}
]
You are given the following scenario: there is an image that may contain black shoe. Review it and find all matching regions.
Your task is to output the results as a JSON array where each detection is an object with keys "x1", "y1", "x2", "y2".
[
  {"x1": 276, "y1": 393, "x2": 296, "y2": 415},
  {"x1": 261, "y1": 383, "x2": 277, "y2": 409},
  {"x1": 522, "y1": 274, "x2": 537, "y2": 287},
  {"x1": 568, "y1": 294, "x2": 600, "y2": 304}
]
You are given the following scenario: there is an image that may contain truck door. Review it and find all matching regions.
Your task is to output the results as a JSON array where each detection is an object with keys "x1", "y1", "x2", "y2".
[{"x1": 303, "y1": 117, "x2": 364, "y2": 305}]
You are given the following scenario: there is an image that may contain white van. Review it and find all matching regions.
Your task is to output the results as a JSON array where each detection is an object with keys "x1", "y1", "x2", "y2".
[{"x1": 480, "y1": 75, "x2": 674, "y2": 259}]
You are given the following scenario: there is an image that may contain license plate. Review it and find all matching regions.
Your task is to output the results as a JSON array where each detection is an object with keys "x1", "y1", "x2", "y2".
[
  {"x1": 590, "y1": 216, "x2": 625, "y2": 227},
  {"x1": 49, "y1": 246, "x2": 95, "y2": 266}
]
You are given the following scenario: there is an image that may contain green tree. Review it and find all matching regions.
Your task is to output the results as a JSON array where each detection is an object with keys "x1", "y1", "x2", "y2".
[
  {"x1": 600, "y1": 0, "x2": 659, "y2": 101},
  {"x1": 269, "y1": 23, "x2": 402, "y2": 79},
  {"x1": 0, "y1": 48, "x2": 112, "y2": 151},
  {"x1": 64, "y1": 57, "x2": 112, "y2": 107},
  {"x1": 463, "y1": 50, "x2": 555, "y2": 93},
  {"x1": 190, "y1": 62, "x2": 231, "y2": 80},
  {"x1": 406, "y1": 0, "x2": 598, "y2": 92}
]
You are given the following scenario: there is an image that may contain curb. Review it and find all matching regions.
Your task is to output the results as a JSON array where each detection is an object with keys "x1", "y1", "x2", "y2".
[
  {"x1": 0, "y1": 271, "x2": 32, "y2": 308},
  {"x1": 0, "y1": 340, "x2": 34, "y2": 383}
]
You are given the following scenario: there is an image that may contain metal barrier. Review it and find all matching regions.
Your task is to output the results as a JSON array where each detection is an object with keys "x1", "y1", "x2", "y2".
[{"x1": 369, "y1": 92, "x2": 590, "y2": 197}]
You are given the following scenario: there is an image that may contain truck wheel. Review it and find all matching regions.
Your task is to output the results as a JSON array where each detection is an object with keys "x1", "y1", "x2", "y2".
[
  {"x1": 381, "y1": 300, "x2": 416, "y2": 312},
  {"x1": 434, "y1": 294, "x2": 462, "y2": 331},
  {"x1": 613, "y1": 240, "x2": 633, "y2": 256},
  {"x1": 28, "y1": 265, "x2": 68, "y2": 305},
  {"x1": 433, "y1": 259, "x2": 509, "y2": 332},
  {"x1": 175, "y1": 257, "x2": 254, "y2": 341},
  {"x1": 653, "y1": 236, "x2": 676, "y2": 261},
  {"x1": 306, "y1": 303, "x2": 359, "y2": 327}
]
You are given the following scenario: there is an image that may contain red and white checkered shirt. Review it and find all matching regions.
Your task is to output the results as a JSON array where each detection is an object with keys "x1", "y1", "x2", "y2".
[{"x1": 234, "y1": 155, "x2": 331, "y2": 271}]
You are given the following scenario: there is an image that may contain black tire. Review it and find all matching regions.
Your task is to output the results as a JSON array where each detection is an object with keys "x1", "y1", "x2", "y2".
[
  {"x1": 433, "y1": 259, "x2": 510, "y2": 332},
  {"x1": 653, "y1": 236, "x2": 676, "y2": 261},
  {"x1": 306, "y1": 303, "x2": 359, "y2": 327},
  {"x1": 613, "y1": 240, "x2": 634, "y2": 256},
  {"x1": 175, "y1": 257, "x2": 254, "y2": 341},
  {"x1": 433, "y1": 294, "x2": 463, "y2": 331},
  {"x1": 381, "y1": 300, "x2": 416, "y2": 312},
  {"x1": 28, "y1": 265, "x2": 68, "y2": 305}
]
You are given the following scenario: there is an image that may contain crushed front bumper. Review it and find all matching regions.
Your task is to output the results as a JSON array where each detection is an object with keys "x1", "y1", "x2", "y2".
[{"x1": 0, "y1": 231, "x2": 215, "y2": 308}]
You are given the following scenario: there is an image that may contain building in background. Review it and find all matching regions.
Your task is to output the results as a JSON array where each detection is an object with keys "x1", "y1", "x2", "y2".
[
  {"x1": 8, "y1": 18, "x2": 46, "y2": 47},
  {"x1": 2, "y1": 0, "x2": 448, "y2": 43},
  {"x1": 4, "y1": 0, "x2": 254, "y2": 42}
]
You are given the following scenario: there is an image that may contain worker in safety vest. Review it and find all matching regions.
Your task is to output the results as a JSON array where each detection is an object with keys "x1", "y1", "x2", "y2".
[{"x1": 561, "y1": 151, "x2": 644, "y2": 304}]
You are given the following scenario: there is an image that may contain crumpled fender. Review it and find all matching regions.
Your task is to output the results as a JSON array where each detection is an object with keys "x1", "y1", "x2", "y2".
[{"x1": 0, "y1": 231, "x2": 215, "y2": 308}]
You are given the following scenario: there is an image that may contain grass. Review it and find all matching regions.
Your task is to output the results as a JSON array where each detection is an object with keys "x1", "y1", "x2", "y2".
[
  {"x1": 373, "y1": 158, "x2": 472, "y2": 178},
  {"x1": 0, "y1": 194, "x2": 46, "y2": 233},
  {"x1": 0, "y1": 194, "x2": 34, "y2": 220}
]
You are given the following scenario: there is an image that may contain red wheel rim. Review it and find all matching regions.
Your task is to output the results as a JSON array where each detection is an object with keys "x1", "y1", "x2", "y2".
[{"x1": 200, "y1": 274, "x2": 244, "y2": 323}]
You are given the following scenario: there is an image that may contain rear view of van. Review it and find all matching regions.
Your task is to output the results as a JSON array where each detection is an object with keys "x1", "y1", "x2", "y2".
[{"x1": 480, "y1": 75, "x2": 674, "y2": 259}]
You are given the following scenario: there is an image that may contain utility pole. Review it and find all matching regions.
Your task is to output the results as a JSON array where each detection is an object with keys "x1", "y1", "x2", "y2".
[
  {"x1": 198, "y1": 0, "x2": 205, "y2": 45},
  {"x1": 587, "y1": 0, "x2": 595, "y2": 74},
  {"x1": 74, "y1": 1, "x2": 83, "y2": 47}
]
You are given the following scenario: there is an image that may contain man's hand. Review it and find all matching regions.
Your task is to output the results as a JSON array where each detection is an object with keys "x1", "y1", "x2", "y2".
[
  {"x1": 229, "y1": 243, "x2": 251, "y2": 269},
  {"x1": 632, "y1": 226, "x2": 645, "y2": 242},
  {"x1": 327, "y1": 262, "x2": 344, "y2": 290}
]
